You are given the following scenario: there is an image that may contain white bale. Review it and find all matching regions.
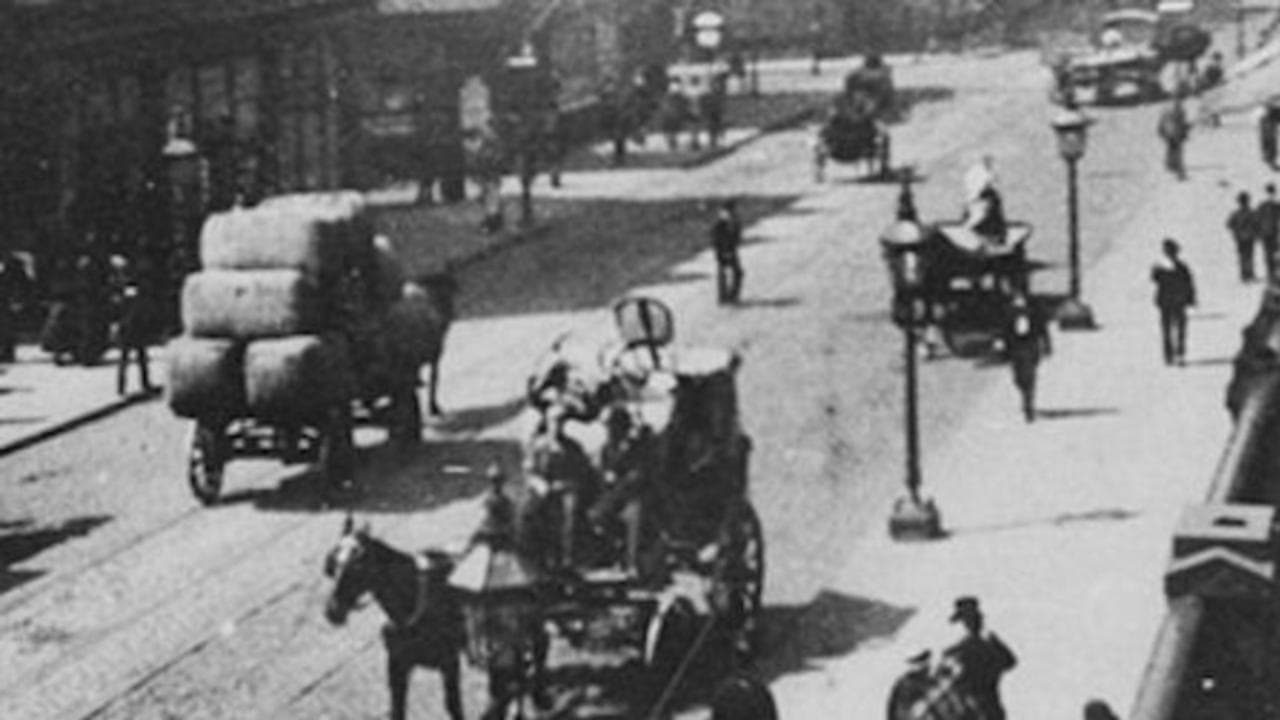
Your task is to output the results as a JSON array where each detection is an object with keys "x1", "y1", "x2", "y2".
[
  {"x1": 182, "y1": 269, "x2": 325, "y2": 339},
  {"x1": 200, "y1": 192, "x2": 374, "y2": 277},
  {"x1": 244, "y1": 334, "x2": 355, "y2": 422}
]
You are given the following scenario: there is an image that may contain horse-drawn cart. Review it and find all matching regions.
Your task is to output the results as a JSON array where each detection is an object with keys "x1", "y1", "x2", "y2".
[
  {"x1": 169, "y1": 194, "x2": 453, "y2": 504},
  {"x1": 905, "y1": 221, "x2": 1037, "y2": 357},
  {"x1": 815, "y1": 56, "x2": 895, "y2": 181},
  {"x1": 500, "y1": 297, "x2": 765, "y2": 716}
]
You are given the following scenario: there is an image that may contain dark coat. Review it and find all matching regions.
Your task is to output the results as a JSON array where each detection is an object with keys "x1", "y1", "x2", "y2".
[
  {"x1": 942, "y1": 631, "x2": 1017, "y2": 720},
  {"x1": 711, "y1": 213, "x2": 742, "y2": 261},
  {"x1": 1255, "y1": 199, "x2": 1280, "y2": 243},
  {"x1": 1228, "y1": 206, "x2": 1260, "y2": 243},
  {"x1": 1152, "y1": 257, "x2": 1196, "y2": 309}
]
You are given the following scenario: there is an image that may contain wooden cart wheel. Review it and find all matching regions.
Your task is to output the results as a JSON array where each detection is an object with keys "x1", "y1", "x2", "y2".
[
  {"x1": 187, "y1": 420, "x2": 227, "y2": 506},
  {"x1": 712, "y1": 501, "x2": 765, "y2": 659},
  {"x1": 320, "y1": 407, "x2": 356, "y2": 492}
]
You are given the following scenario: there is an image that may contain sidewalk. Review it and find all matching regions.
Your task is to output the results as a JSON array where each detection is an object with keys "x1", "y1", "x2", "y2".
[
  {"x1": 768, "y1": 114, "x2": 1267, "y2": 715},
  {"x1": 0, "y1": 344, "x2": 167, "y2": 457}
]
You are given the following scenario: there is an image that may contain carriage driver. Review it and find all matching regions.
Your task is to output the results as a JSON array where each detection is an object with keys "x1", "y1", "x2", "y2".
[
  {"x1": 524, "y1": 402, "x2": 599, "y2": 572},
  {"x1": 588, "y1": 405, "x2": 657, "y2": 577},
  {"x1": 963, "y1": 155, "x2": 1008, "y2": 242}
]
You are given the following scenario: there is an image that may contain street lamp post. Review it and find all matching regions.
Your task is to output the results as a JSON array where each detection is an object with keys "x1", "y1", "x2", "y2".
[
  {"x1": 1051, "y1": 105, "x2": 1096, "y2": 331},
  {"x1": 881, "y1": 210, "x2": 943, "y2": 541},
  {"x1": 1238, "y1": 0, "x2": 1247, "y2": 59}
]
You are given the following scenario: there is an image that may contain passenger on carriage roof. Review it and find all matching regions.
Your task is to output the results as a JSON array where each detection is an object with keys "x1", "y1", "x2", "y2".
[
  {"x1": 589, "y1": 406, "x2": 657, "y2": 576},
  {"x1": 524, "y1": 403, "x2": 599, "y2": 570}
]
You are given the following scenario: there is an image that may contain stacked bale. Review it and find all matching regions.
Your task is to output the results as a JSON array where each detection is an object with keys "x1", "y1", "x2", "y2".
[{"x1": 168, "y1": 194, "x2": 379, "y2": 422}]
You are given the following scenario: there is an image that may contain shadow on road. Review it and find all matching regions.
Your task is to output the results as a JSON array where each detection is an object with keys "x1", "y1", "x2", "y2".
[
  {"x1": 427, "y1": 396, "x2": 526, "y2": 435},
  {"x1": 754, "y1": 590, "x2": 916, "y2": 683},
  {"x1": 0, "y1": 515, "x2": 111, "y2": 595},
  {"x1": 452, "y1": 195, "x2": 802, "y2": 320},
  {"x1": 1034, "y1": 406, "x2": 1120, "y2": 420},
  {"x1": 235, "y1": 438, "x2": 523, "y2": 515},
  {"x1": 946, "y1": 507, "x2": 1140, "y2": 537}
]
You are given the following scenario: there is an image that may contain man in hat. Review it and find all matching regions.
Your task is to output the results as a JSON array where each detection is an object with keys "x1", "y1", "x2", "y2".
[
  {"x1": 1227, "y1": 191, "x2": 1261, "y2": 282},
  {"x1": 886, "y1": 650, "x2": 933, "y2": 720},
  {"x1": 523, "y1": 403, "x2": 599, "y2": 571},
  {"x1": 711, "y1": 199, "x2": 744, "y2": 304},
  {"x1": 1158, "y1": 95, "x2": 1190, "y2": 180},
  {"x1": 1256, "y1": 183, "x2": 1280, "y2": 279},
  {"x1": 1151, "y1": 238, "x2": 1197, "y2": 366},
  {"x1": 941, "y1": 596, "x2": 1017, "y2": 720}
]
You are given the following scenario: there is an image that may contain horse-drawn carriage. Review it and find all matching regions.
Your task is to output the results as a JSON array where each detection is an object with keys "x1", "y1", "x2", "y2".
[
  {"x1": 322, "y1": 297, "x2": 763, "y2": 720},
  {"x1": 889, "y1": 220, "x2": 1038, "y2": 357},
  {"x1": 815, "y1": 56, "x2": 895, "y2": 181}
]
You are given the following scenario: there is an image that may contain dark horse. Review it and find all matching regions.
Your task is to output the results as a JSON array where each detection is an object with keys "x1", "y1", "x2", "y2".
[{"x1": 324, "y1": 517, "x2": 466, "y2": 720}]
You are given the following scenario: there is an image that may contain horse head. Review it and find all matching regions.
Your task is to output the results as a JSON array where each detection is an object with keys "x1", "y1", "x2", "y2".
[{"x1": 323, "y1": 518, "x2": 377, "y2": 626}]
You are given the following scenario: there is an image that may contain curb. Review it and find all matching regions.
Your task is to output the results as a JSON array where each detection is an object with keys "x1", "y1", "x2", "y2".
[{"x1": 0, "y1": 390, "x2": 159, "y2": 459}]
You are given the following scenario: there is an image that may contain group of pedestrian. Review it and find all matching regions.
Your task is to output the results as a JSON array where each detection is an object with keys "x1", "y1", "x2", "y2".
[
  {"x1": 659, "y1": 75, "x2": 728, "y2": 153},
  {"x1": 1226, "y1": 183, "x2": 1280, "y2": 283}
]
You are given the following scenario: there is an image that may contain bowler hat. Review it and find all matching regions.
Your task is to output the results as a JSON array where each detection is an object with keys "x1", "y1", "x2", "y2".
[{"x1": 949, "y1": 596, "x2": 981, "y2": 622}]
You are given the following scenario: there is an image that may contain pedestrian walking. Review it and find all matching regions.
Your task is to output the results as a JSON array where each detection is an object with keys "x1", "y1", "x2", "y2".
[
  {"x1": 464, "y1": 127, "x2": 505, "y2": 234},
  {"x1": 1158, "y1": 96, "x2": 1190, "y2": 180},
  {"x1": 711, "y1": 200, "x2": 744, "y2": 304},
  {"x1": 112, "y1": 255, "x2": 159, "y2": 396},
  {"x1": 1256, "y1": 183, "x2": 1280, "y2": 278},
  {"x1": 941, "y1": 596, "x2": 1017, "y2": 720},
  {"x1": 1227, "y1": 191, "x2": 1261, "y2": 282},
  {"x1": 699, "y1": 75, "x2": 727, "y2": 149},
  {"x1": 886, "y1": 650, "x2": 933, "y2": 720},
  {"x1": 659, "y1": 82, "x2": 691, "y2": 153},
  {"x1": 1005, "y1": 292, "x2": 1045, "y2": 422},
  {"x1": 710, "y1": 674, "x2": 778, "y2": 720},
  {"x1": 0, "y1": 252, "x2": 31, "y2": 362},
  {"x1": 1151, "y1": 238, "x2": 1197, "y2": 366},
  {"x1": 1261, "y1": 104, "x2": 1279, "y2": 169}
]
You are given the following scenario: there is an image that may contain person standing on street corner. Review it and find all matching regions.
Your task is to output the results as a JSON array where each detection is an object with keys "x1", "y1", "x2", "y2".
[
  {"x1": 711, "y1": 200, "x2": 744, "y2": 304},
  {"x1": 1256, "y1": 183, "x2": 1280, "y2": 279},
  {"x1": 886, "y1": 650, "x2": 932, "y2": 720},
  {"x1": 1151, "y1": 238, "x2": 1197, "y2": 366},
  {"x1": 1227, "y1": 191, "x2": 1261, "y2": 282},
  {"x1": 1158, "y1": 94, "x2": 1190, "y2": 180},
  {"x1": 112, "y1": 254, "x2": 159, "y2": 396},
  {"x1": 941, "y1": 596, "x2": 1017, "y2": 720}
]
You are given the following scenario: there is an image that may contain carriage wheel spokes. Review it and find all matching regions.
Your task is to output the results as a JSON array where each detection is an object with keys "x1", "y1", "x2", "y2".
[
  {"x1": 713, "y1": 501, "x2": 765, "y2": 659},
  {"x1": 188, "y1": 420, "x2": 227, "y2": 505}
]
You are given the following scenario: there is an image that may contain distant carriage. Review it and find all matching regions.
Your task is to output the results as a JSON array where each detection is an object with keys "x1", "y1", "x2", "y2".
[
  {"x1": 815, "y1": 57, "x2": 895, "y2": 181},
  {"x1": 892, "y1": 221, "x2": 1039, "y2": 357}
]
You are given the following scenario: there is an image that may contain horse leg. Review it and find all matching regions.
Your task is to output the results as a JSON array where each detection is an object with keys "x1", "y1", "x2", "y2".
[
  {"x1": 428, "y1": 361, "x2": 442, "y2": 416},
  {"x1": 387, "y1": 655, "x2": 411, "y2": 720},
  {"x1": 441, "y1": 655, "x2": 465, "y2": 720}
]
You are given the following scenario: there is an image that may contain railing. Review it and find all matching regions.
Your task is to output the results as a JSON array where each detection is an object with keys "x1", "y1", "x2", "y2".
[{"x1": 1127, "y1": 284, "x2": 1280, "y2": 720}]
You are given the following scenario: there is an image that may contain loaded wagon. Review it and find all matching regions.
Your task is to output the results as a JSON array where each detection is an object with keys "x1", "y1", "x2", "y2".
[
  {"x1": 167, "y1": 193, "x2": 449, "y2": 504},
  {"x1": 493, "y1": 297, "x2": 764, "y2": 716}
]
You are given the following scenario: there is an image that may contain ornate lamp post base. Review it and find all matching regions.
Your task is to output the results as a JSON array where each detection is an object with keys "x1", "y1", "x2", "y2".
[
  {"x1": 889, "y1": 494, "x2": 943, "y2": 541},
  {"x1": 1056, "y1": 296, "x2": 1097, "y2": 331}
]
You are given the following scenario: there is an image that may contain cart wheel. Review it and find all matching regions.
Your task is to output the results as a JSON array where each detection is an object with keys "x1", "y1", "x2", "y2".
[
  {"x1": 712, "y1": 501, "x2": 765, "y2": 659},
  {"x1": 388, "y1": 386, "x2": 422, "y2": 446},
  {"x1": 188, "y1": 420, "x2": 227, "y2": 505},
  {"x1": 320, "y1": 407, "x2": 356, "y2": 492}
]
